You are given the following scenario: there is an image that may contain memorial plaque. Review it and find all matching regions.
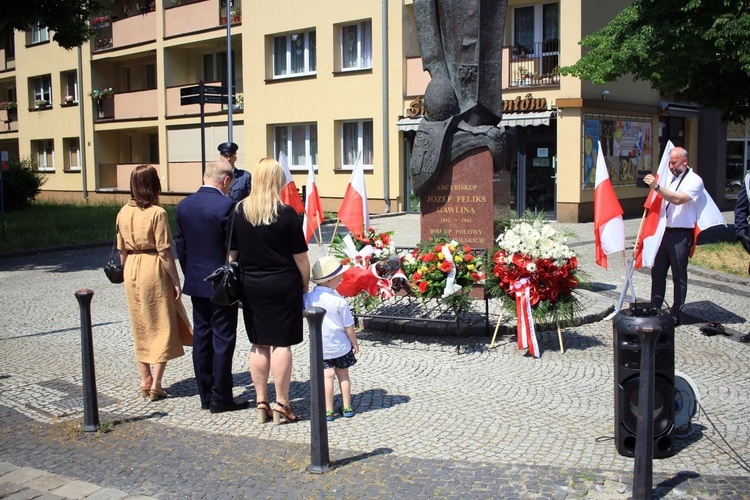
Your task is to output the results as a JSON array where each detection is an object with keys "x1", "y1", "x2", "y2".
[{"x1": 420, "y1": 148, "x2": 495, "y2": 250}]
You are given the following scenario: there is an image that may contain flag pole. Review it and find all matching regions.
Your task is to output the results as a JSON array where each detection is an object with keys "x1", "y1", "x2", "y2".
[
  {"x1": 605, "y1": 209, "x2": 648, "y2": 320},
  {"x1": 330, "y1": 219, "x2": 341, "y2": 245}
]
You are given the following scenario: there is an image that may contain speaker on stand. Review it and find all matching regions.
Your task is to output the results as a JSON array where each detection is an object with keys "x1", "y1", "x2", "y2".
[{"x1": 613, "y1": 303, "x2": 676, "y2": 458}]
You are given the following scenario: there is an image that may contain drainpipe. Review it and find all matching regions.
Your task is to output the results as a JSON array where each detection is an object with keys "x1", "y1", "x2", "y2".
[
  {"x1": 78, "y1": 46, "x2": 88, "y2": 200},
  {"x1": 381, "y1": 0, "x2": 391, "y2": 212}
]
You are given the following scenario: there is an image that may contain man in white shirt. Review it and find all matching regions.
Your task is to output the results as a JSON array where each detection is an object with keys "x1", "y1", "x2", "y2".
[{"x1": 643, "y1": 147, "x2": 703, "y2": 326}]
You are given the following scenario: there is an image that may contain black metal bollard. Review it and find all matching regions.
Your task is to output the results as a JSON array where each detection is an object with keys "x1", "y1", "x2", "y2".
[
  {"x1": 75, "y1": 289, "x2": 99, "y2": 432},
  {"x1": 304, "y1": 306, "x2": 331, "y2": 473},
  {"x1": 632, "y1": 323, "x2": 662, "y2": 500}
]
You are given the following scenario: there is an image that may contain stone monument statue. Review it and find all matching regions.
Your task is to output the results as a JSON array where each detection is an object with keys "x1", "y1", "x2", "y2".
[
  {"x1": 410, "y1": 0, "x2": 509, "y2": 196},
  {"x1": 410, "y1": 0, "x2": 512, "y2": 249}
]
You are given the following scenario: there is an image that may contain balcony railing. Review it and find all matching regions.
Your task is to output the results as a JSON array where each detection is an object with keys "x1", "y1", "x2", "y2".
[
  {"x1": 92, "y1": 8, "x2": 157, "y2": 52},
  {"x1": 507, "y1": 40, "x2": 560, "y2": 88},
  {"x1": 0, "y1": 108, "x2": 18, "y2": 133},
  {"x1": 164, "y1": 0, "x2": 241, "y2": 38}
]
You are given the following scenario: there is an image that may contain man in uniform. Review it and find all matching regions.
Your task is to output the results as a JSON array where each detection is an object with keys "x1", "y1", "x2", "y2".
[{"x1": 218, "y1": 142, "x2": 251, "y2": 201}]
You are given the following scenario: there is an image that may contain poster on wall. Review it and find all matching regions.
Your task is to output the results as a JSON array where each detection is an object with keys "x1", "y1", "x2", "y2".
[{"x1": 583, "y1": 116, "x2": 653, "y2": 188}]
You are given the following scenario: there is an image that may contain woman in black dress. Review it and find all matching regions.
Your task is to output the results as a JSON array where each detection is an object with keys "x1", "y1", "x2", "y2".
[{"x1": 230, "y1": 158, "x2": 310, "y2": 424}]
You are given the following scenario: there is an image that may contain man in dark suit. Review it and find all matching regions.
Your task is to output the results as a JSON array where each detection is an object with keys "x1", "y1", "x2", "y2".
[
  {"x1": 218, "y1": 141, "x2": 252, "y2": 201},
  {"x1": 175, "y1": 161, "x2": 249, "y2": 413}
]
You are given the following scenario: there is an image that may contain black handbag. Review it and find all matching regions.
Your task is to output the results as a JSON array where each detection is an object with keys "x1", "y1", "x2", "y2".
[
  {"x1": 204, "y1": 210, "x2": 242, "y2": 306},
  {"x1": 104, "y1": 225, "x2": 124, "y2": 284}
]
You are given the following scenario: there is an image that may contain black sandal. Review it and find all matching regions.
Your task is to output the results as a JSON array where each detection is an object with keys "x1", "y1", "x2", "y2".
[{"x1": 699, "y1": 321, "x2": 729, "y2": 337}]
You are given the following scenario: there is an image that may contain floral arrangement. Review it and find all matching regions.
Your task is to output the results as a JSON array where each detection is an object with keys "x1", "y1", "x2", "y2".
[
  {"x1": 401, "y1": 233, "x2": 484, "y2": 312},
  {"x1": 0, "y1": 101, "x2": 17, "y2": 111},
  {"x1": 329, "y1": 227, "x2": 398, "y2": 313},
  {"x1": 64, "y1": 95, "x2": 76, "y2": 104},
  {"x1": 89, "y1": 88, "x2": 114, "y2": 100},
  {"x1": 35, "y1": 99, "x2": 50, "y2": 108},
  {"x1": 330, "y1": 227, "x2": 395, "y2": 269},
  {"x1": 90, "y1": 15, "x2": 111, "y2": 26},
  {"x1": 487, "y1": 212, "x2": 583, "y2": 326}
]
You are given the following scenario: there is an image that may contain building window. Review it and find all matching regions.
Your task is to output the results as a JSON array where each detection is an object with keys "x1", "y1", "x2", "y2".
[
  {"x1": 340, "y1": 21, "x2": 372, "y2": 70},
  {"x1": 33, "y1": 139, "x2": 55, "y2": 171},
  {"x1": 274, "y1": 123, "x2": 318, "y2": 170},
  {"x1": 726, "y1": 121, "x2": 750, "y2": 200},
  {"x1": 203, "y1": 51, "x2": 238, "y2": 89},
  {"x1": 29, "y1": 24, "x2": 50, "y2": 45},
  {"x1": 32, "y1": 75, "x2": 52, "y2": 108},
  {"x1": 341, "y1": 120, "x2": 373, "y2": 168},
  {"x1": 62, "y1": 71, "x2": 78, "y2": 103},
  {"x1": 63, "y1": 138, "x2": 81, "y2": 171},
  {"x1": 272, "y1": 30, "x2": 316, "y2": 78},
  {"x1": 145, "y1": 63, "x2": 156, "y2": 89},
  {"x1": 511, "y1": 2, "x2": 559, "y2": 84}
]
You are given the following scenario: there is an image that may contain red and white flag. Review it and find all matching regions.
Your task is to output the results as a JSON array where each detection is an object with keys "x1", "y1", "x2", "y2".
[
  {"x1": 303, "y1": 157, "x2": 325, "y2": 243},
  {"x1": 337, "y1": 151, "x2": 370, "y2": 236},
  {"x1": 634, "y1": 141, "x2": 674, "y2": 269},
  {"x1": 278, "y1": 151, "x2": 305, "y2": 214},
  {"x1": 635, "y1": 141, "x2": 725, "y2": 268},
  {"x1": 593, "y1": 141, "x2": 625, "y2": 268}
]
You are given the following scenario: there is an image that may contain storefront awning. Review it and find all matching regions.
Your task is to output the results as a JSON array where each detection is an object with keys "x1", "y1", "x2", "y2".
[
  {"x1": 396, "y1": 117, "x2": 422, "y2": 131},
  {"x1": 498, "y1": 111, "x2": 553, "y2": 128},
  {"x1": 663, "y1": 103, "x2": 699, "y2": 119},
  {"x1": 397, "y1": 111, "x2": 554, "y2": 131}
]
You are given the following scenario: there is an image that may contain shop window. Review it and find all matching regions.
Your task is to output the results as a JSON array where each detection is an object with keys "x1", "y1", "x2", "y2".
[
  {"x1": 340, "y1": 21, "x2": 372, "y2": 71},
  {"x1": 340, "y1": 120, "x2": 373, "y2": 169},
  {"x1": 726, "y1": 122, "x2": 750, "y2": 200},
  {"x1": 272, "y1": 30, "x2": 316, "y2": 78},
  {"x1": 274, "y1": 123, "x2": 318, "y2": 170},
  {"x1": 582, "y1": 114, "x2": 653, "y2": 189},
  {"x1": 33, "y1": 139, "x2": 55, "y2": 171}
]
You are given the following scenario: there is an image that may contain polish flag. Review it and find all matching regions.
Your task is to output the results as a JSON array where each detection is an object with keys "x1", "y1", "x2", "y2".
[
  {"x1": 303, "y1": 157, "x2": 325, "y2": 243},
  {"x1": 337, "y1": 151, "x2": 370, "y2": 236},
  {"x1": 634, "y1": 141, "x2": 726, "y2": 268},
  {"x1": 593, "y1": 141, "x2": 625, "y2": 268},
  {"x1": 634, "y1": 141, "x2": 674, "y2": 269},
  {"x1": 278, "y1": 151, "x2": 305, "y2": 214}
]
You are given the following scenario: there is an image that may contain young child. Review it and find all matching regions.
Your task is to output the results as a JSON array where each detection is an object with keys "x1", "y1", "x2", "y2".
[{"x1": 304, "y1": 256, "x2": 360, "y2": 421}]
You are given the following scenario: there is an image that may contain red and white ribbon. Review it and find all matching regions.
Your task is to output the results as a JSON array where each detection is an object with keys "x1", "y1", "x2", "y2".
[{"x1": 513, "y1": 278, "x2": 539, "y2": 358}]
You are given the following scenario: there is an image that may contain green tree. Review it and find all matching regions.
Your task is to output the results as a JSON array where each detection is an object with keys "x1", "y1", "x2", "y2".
[
  {"x1": 1, "y1": 0, "x2": 102, "y2": 50},
  {"x1": 1, "y1": 157, "x2": 47, "y2": 211},
  {"x1": 562, "y1": 0, "x2": 750, "y2": 123}
]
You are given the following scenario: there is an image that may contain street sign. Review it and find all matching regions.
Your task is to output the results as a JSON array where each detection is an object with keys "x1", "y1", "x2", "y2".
[
  {"x1": 203, "y1": 85, "x2": 228, "y2": 95},
  {"x1": 180, "y1": 95, "x2": 202, "y2": 106},
  {"x1": 203, "y1": 95, "x2": 229, "y2": 104},
  {"x1": 180, "y1": 86, "x2": 201, "y2": 97}
]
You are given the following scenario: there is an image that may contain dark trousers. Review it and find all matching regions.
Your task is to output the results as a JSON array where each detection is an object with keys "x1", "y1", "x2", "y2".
[
  {"x1": 191, "y1": 297, "x2": 239, "y2": 405},
  {"x1": 651, "y1": 227, "x2": 693, "y2": 321}
]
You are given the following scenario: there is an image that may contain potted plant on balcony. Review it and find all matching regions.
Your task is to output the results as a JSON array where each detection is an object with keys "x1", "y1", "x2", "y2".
[
  {"x1": 35, "y1": 99, "x2": 50, "y2": 109},
  {"x1": 516, "y1": 66, "x2": 534, "y2": 86},
  {"x1": 89, "y1": 88, "x2": 114, "y2": 118}
]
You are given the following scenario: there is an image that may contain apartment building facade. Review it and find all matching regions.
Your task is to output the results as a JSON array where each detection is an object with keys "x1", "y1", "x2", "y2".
[{"x1": 0, "y1": 0, "x2": 739, "y2": 222}]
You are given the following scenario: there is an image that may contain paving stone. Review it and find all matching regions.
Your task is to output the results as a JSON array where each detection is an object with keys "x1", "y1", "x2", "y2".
[
  {"x1": 1, "y1": 467, "x2": 46, "y2": 485},
  {"x1": 26, "y1": 473, "x2": 71, "y2": 492},
  {"x1": 48, "y1": 480, "x2": 101, "y2": 499}
]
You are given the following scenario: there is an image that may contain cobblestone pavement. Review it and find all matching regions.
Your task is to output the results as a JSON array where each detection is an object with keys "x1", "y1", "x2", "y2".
[{"x1": 1, "y1": 213, "x2": 750, "y2": 499}]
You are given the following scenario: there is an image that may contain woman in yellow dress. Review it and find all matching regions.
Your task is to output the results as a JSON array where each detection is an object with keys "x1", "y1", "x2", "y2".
[{"x1": 117, "y1": 165, "x2": 192, "y2": 401}]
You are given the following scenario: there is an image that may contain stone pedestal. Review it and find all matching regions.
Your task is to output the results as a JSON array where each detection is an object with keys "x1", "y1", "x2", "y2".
[{"x1": 420, "y1": 148, "x2": 511, "y2": 251}]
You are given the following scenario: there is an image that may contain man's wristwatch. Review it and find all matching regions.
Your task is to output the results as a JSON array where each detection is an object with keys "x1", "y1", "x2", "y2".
[{"x1": 654, "y1": 185, "x2": 661, "y2": 192}]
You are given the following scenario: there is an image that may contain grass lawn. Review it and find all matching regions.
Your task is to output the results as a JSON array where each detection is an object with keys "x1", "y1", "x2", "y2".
[
  {"x1": 691, "y1": 241, "x2": 749, "y2": 277},
  {"x1": 0, "y1": 201, "x2": 177, "y2": 253}
]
